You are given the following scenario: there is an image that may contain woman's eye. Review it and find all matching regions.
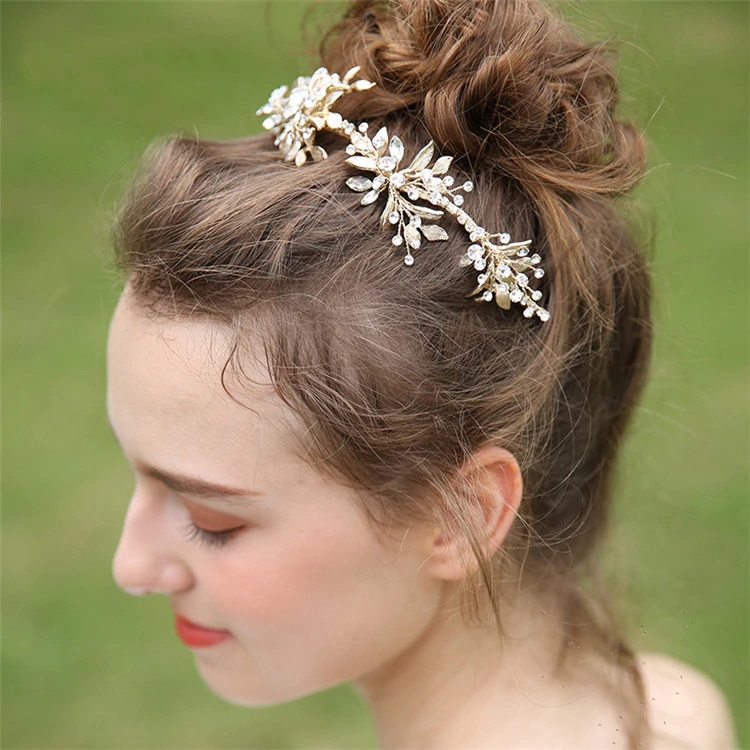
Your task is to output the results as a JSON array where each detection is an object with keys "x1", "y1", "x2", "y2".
[
  {"x1": 180, "y1": 521, "x2": 245, "y2": 549},
  {"x1": 177, "y1": 496, "x2": 247, "y2": 548}
]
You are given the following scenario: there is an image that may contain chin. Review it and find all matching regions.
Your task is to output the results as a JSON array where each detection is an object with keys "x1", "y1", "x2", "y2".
[{"x1": 194, "y1": 659, "x2": 331, "y2": 708}]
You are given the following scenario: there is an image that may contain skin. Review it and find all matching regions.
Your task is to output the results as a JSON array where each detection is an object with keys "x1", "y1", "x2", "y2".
[{"x1": 108, "y1": 287, "x2": 737, "y2": 749}]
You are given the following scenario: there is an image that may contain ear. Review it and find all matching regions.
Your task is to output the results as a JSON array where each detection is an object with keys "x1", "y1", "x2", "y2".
[{"x1": 425, "y1": 445, "x2": 523, "y2": 582}]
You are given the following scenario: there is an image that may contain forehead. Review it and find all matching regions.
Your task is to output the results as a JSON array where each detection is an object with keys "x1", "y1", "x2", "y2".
[{"x1": 106, "y1": 289, "x2": 293, "y2": 475}]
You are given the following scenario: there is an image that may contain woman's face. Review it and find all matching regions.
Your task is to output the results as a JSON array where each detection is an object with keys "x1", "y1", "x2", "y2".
[{"x1": 107, "y1": 288, "x2": 442, "y2": 706}]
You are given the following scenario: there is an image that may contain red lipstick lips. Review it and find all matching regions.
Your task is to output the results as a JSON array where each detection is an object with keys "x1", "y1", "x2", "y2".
[{"x1": 174, "y1": 615, "x2": 232, "y2": 648}]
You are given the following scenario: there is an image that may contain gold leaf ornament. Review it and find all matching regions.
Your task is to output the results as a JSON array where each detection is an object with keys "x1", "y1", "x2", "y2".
[{"x1": 257, "y1": 66, "x2": 550, "y2": 321}]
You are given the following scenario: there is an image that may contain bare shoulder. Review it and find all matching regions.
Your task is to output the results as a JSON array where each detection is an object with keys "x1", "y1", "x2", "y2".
[{"x1": 637, "y1": 651, "x2": 738, "y2": 750}]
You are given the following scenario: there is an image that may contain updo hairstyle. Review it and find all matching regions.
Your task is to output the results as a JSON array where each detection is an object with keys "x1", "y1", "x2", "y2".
[{"x1": 112, "y1": 0, "x2": 652, "y2": 743}]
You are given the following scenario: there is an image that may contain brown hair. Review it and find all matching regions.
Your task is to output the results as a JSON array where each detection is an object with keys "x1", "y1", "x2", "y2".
[{"x1": 112, "y1": 0, "x2": 652, "y2": 744}]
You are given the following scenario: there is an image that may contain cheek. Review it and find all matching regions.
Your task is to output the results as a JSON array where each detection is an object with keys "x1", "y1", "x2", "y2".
[
  {"x1": 208, "y1": 511, "x2": 440, "y2": 679},
  {"x1": 190, "y1": 497, "x2": 444, "y2": 706}
]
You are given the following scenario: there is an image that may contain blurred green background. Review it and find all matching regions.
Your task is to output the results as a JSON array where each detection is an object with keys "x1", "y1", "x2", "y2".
[{"x1": 2, "y1": 1, "x2": 747, "y2": 748}]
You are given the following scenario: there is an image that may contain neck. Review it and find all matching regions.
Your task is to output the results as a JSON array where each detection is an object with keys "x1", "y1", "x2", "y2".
[{"x1": 352, "y1": 586, "x2": 613, "y2": 749}]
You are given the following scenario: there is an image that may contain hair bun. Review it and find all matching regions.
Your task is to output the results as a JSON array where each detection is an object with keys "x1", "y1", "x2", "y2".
[{"x1": 320, "y1": 0, "x2": 645, "y2": 195}]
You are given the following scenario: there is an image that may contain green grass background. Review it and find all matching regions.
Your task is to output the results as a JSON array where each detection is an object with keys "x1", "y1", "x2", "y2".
[{"x1": 2, "y1": 1, "x2": 747, "y2": 748}]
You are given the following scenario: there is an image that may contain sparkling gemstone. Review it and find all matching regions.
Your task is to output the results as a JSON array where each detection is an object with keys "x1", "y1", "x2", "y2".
[
  {"x1": 457, "y1": 214, "x2": 467, "y2": 225},
  {"x1": 500, "y1": 265, "x2": 511, "y2": 278},
  {"x1": 532, "y1": 290, "x2": 543, "y2": 301},
  {"x1": 523, "y1": 307, "x2": 535, "y2": 318},
  {"x1": 531, "y1": 254, "x2": 541, "y2": 263},
  {"x1": 408, "y1": 235, "x2": 421, "y2": 249},
  {"x1": 346, "y1": 176, "x2": 373, "y2": 192},
  {"x1": 358, "y1": 122, "x2": 369, "y2": 133},
  {"x1": 482, "y1": 291, "x2": 493, "y2": 302},
  {"x1": 392, "y1": 235, "x2": 403, "y2": 246},
  {"x1": 534, "y1": 268, "x2": 545, "y2": 278},
  {"x1": 477, "y1": 273, "x2": 488, "y2": 284},
  {"x1": 380, "y1": 156, "x2": 397, "y2": 172},
  {"x1": 389, "y1": 136, "x2": 404, "y2": 163},
  {"x1": 498, "y1": 282, "x2": 509, "y2": 292},
  {"x1": 407, "y1": 189, "x2": 419, "y2": 200},
  {"x1": 389, "y1": 212, "x2": 400, "y2": 224},
  {"x1": 467, "y1": 244, "x2": 482, "y2": 260},
  {"x1": 474, "y1": 258, "x2": 486, "y2": 271},
  {"x1": 404, "y1": 254, "x2": 415, "y2": 266},
  {"x1": 474, "y1": 227, "x2": 486, "y2": 238},
  {"x1": 326, "y1": 112, "x2": 343, "y2": 129},
  {"x1": 262, "y1": 117, "x2": 276, "y2": 130},
  {"x1": 409, "y1": 216, "x2": 422, "y2": 228},
  {"x1": 465, "y1": 220, "x2": 476, "y2": 232},
  {"x1": 443, "y1": 175, "x2": 454, "y2": 187},
  {"x1": 539, "y1": 310, "x2": 551, "y2": 322},
  {"x1": 510, "y1": 289, "x2": 523, "y2": 303},
  {"x1": 463, "y1": 181, "x2": 474, "y2": 192},
  {"x1": 421, "y1": 168, "x2": 433, "y2": 180},
  {"x1": 499, "y1": 233, "x2": 511, "y2": 244},
  {"x1": 391, "y1": 172, "x2": 406, "y2": 188},
  {"x1": 428, "y1": 191, "x2": 441, "y2": 203},
  {"x1": 344, "y1": 123, "x2": 355, "y2": 134},
  {"x1": 454, "y1": 195, "x2": 464, "y2": 206},
  {"x1": 372, "y1": 175, "x2": 386, "y2": 189},
  {"x1": 518, "y1": 247, "x2": 529, "y2": 257},
  {"x1": 345, "y1": 144, "x2": 357, "y2": 155},
  {"x1": 372, "y1": 128, "x2": 388, "y2": 149}
]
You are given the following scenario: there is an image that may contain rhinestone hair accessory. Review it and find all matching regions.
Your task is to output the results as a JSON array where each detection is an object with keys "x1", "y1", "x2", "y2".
[{"x1": 257, "y1": 66, "x2": 549, "y2": 321}]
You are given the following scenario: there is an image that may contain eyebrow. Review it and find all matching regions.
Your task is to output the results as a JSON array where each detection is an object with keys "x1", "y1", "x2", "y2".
[
  {"x1": 135, "y1": 463, "x2": 262, "y2": 503},
  {"x1": 107, "y1": 416, "x2": 261, "y2": 504}
]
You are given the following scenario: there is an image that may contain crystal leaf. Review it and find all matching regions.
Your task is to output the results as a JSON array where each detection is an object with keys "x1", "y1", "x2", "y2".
[
  {"x1": 421, "y1": 225, "x2": 449, "y2": 241},
  {"x1": 389, "y1": 136, "x2": 404, "y2": 163},
  {"x1": 310, "y1": 115, "x2": 326, "y2": 129},
  {"x1": 346, "y1": 176, "x2": 373, "y2": 192},
  {"x1": 310, "y1": 146, "x2": 328, "y2": 162},
  {"x1": 360, "y1": 190, "x2": 380, "y2": 206},
  {"x1": 346, "y1": 156, "x2": 377, "y2": 171},
  {"x1": 342, "y1": 66, "x2": 360, "y2": 83},
  {"x1": 404, "y1": 224, "x2": 421, "y2": 249},
  {"x1": 294, "y1": 150, "x2": 307, "y2": 167},
  {"x1": 408, "y1": 142, "x2": 435, "y2": 172},
  {"x1": 352, "y1": 80, "x2": 376, "y2": 91},
  {"x1": 410, "y1": 204, "x2": 444, "y2": 220},
  {"x1": 379, "y1": 193, "x2": 397, "y2": 228},
  {"x1": 372, "y1": 127, "x2": 388, "y2": 153},
  {"x1": 379, "y1": 156, "x2": 397, "y2": 172},
  {"x1": 432, "y1": 156, "x2": 453, "y2": 175}
]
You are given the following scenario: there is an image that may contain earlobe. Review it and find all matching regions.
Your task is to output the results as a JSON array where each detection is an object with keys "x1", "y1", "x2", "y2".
[{"x1": 426, "y1": 446, "x2": 523, "y2": 582}]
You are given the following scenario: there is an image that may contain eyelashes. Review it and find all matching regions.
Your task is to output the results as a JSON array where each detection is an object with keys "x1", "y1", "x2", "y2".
[{"x1": 180, "y1": 521, "x2": 245, "y2": 549}]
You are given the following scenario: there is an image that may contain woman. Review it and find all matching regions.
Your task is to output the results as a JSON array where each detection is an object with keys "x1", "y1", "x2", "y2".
[{"x1": 107, "y1": 0, "x2": 737, "y2": 746}]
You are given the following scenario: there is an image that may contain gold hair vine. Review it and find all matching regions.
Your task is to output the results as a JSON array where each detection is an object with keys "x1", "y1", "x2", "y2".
[{"x1": 257, "y1": 66, "x2": 550, "y2": 321}]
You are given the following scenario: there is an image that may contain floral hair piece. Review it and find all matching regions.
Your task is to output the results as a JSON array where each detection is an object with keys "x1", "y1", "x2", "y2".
[{"x1": 257, "y1": 66, "x2": 550, "y2": 321}]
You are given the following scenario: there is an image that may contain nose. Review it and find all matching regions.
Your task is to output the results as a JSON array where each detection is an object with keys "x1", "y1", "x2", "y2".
[{"x1": 112, "y1": 487, "x2": 194, "y2": 597}]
